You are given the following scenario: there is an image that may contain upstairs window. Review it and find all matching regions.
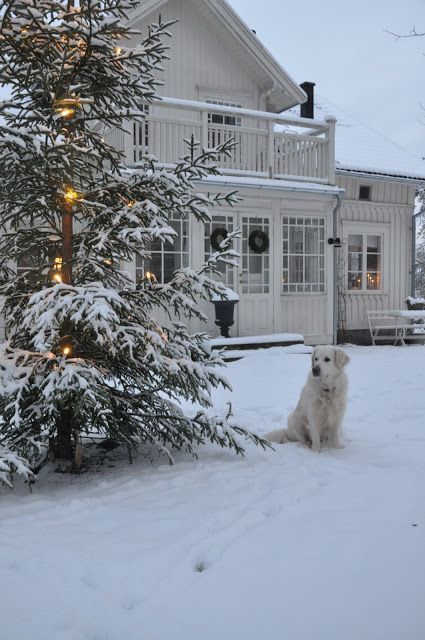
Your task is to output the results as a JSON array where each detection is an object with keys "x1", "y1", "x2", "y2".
[
  {"x1": 347, "y1": 233, "x2": 382, "y2": 291},
  {"x1": 206, "y1": 99, "x2": 242, "y2": 127},
  {"x1": 359, "y1": 185, "x2": 371, "y2": 201}
]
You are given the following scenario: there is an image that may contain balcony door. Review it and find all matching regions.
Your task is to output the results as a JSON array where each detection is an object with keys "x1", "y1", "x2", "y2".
[{"x1": 205, "y1": 213, "x2": 274, "y2": 337}]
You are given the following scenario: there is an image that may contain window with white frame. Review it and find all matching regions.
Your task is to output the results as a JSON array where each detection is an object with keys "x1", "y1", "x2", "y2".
[
  {"x1": 206, "y1": 99, "x2": 242, "y2": 127},
  {"x1": 204, "y1": 214, "x2": 236, "y2": 289},
  {"x1": 282, "y1": 217, "x2": 325, "y2": 293},
  {"x1": 347, "y1": 233, "x2": 382, "y2": 291},
  {"x1": 136, "y1": 215, "x2": 189, "y2": 285}
]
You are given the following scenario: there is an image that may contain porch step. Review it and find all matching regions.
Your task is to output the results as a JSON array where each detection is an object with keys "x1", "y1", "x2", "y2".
[{"x1": 210, "y1": 333, "x2": 304, "y2": 360}]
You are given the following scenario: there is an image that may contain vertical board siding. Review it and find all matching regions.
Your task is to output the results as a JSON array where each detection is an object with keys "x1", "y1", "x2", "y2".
[
  {"x1": 339, "y1": 177, "x2": 413, "y2": 330},
  {"x1": 134, "y1": 0, "x2": 260, "y2": 108}
]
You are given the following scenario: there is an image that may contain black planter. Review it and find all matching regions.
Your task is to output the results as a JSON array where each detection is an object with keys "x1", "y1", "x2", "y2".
[{"x1": 212, "y1": 299, "x2": 238, "y2": 338}]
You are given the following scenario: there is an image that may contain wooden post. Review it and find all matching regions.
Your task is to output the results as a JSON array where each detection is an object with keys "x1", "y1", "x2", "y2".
[
  {"x1": 267, "y1": 119, "x2": 274, "y2": 179},
  {"x1": 201, "y1": 109, "x2": 209, "y2": 150},
  {"x1": 325, "y1": 116, "x2": 336, "y2": 185}
]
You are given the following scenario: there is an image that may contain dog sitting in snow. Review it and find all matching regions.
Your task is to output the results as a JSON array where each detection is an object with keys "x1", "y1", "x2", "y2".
[{"x1": 266, "y1": 345, "x2": 350, "y2": 452}]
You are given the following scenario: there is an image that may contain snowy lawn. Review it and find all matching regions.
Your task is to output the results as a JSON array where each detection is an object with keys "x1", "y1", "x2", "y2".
[{"x1": 1, "y1": 345, "x2": 425, "y2": 640}]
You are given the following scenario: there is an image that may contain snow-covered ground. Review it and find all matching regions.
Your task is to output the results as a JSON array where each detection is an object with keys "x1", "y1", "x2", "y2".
[{"x1": 1, "y1": 345, "x2": 425, "y2": 640}]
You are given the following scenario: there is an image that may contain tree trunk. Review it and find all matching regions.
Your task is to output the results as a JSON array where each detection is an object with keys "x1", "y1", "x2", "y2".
[{"x1": 54, "y1": 408, "x2": 74, "y2": 460}]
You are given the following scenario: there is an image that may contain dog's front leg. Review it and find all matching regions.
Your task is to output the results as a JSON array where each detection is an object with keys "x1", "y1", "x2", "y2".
[{"x1": 307, "y1": 416, "x2": 321, "y2": 453}]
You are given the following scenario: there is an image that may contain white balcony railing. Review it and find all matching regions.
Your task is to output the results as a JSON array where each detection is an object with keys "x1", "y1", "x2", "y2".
[{"x1": 117, "y1": 97, "x2": 336, "y2": 185}]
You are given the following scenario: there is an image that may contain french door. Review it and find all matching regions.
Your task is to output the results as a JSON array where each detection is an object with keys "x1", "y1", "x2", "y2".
[{"x1": 205, "y1": 212, "x2": 274, "y2": 336}]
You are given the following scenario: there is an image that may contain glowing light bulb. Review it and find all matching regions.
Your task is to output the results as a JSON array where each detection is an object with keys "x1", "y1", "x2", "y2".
[
  {"x1": 64, "y1": 187, "x2": 80, "y2": 205},
  {"x1": 56, "y1": 107, "x2": 75, "y2": 120},
  {"x1": 52, "y1": 273, "x2": 62, "y2": 284},
  {"x1": 63, "y1": 346, "x2": 72, "y2": 357}
]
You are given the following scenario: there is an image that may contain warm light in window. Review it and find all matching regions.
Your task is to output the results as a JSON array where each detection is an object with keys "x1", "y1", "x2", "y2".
[
  {"x1": 114, "y1": 46, "x2": 123, "y2": 56},
  {"x1": 52, "y1": 273, "x2": 62, "y2": 283}
]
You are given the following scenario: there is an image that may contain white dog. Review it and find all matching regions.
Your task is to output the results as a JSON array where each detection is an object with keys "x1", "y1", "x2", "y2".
[{"x1": 266, "y1": 345, "x2": 350, "y2": 452}]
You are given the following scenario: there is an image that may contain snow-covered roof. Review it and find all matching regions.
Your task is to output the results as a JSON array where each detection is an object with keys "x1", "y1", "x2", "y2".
[{"x1": 313, "y1": 96, "x2": 425, "y2": 182}]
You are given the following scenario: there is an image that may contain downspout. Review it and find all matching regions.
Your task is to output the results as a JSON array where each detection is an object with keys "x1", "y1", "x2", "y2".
[
  {"x1": 332, "y1": 191, "x2": 343, "y2": 345},
  {"x1": 411, "y1": 208, "x2": 424, "y2": 296}
]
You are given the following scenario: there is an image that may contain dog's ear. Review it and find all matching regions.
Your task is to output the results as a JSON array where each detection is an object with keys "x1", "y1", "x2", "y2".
[{"x1": 334, "y1": 348, "x2": 350, "y2": 369}]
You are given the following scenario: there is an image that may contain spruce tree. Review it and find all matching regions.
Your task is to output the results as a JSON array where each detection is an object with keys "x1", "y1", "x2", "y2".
[{"x1": 0, "y1": 0, "x2": 268, "y2": 486}]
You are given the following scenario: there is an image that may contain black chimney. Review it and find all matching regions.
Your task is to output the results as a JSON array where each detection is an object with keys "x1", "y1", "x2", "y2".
[{"x1": 300, "y1": 81, "x2": 315, "y2": 119}]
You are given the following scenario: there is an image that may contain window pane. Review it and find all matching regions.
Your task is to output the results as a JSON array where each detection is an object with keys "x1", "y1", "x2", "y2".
[
  {"x1": 305, "y1": 256, "x2": 319, "y2": 283},
  {"x1": 348, "y1": 253, "x2": 362, "y2": 272},
  {"x1": 305, "y1": 227, "x2": 319, "y2": 255},
  {"x1": 367, "y1": 273, "x2": 380, "y2": 290},
  {"x1": 367, "y1": 235, "x2": 381, "y2": 253},
  {"x1": 348, "y1": 272, "x2": 362, "y2": 290},
  {"x1": 367, "y1": 254, "x2": 381, "y2": 271},
  {"x1": 348, "y1": 234, "x2": 362, "y2": 252},
  {"x1": 290, "y1": 227, "x2": 304, "y2": 254}
]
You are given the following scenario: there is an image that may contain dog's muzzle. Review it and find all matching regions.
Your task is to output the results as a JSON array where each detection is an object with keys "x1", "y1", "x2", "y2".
[{"x1": 312, "y1": 365, "x2": 321, "y2": 377}]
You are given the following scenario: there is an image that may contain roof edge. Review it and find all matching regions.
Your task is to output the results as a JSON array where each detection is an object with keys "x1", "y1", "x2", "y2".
[
  {"x1": 128, "y1": 0, "x2": 307, "y2": 112},
  {"x1": 336, "y1": 166, "x2": 425, "y2": 185}
]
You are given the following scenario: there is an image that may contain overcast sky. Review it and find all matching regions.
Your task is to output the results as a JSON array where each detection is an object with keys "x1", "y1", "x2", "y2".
[{"x1": 230, "y1": 0, "x2": 425, "y2": 159}]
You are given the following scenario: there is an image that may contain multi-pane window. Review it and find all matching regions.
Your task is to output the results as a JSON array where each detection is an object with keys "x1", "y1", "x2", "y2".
[
  {"x1": 282, "y1": 217, "x2": 325, "y2": 293},
  {"x1": 347, "y1": 233, "x2": 382, "y2": 291},
  {"x1": 204, "y1": 214, "x2": 236, "y2": 288},
  {"x1": 241, "y1": 217, "x2": 270, "y2": 295},
  {"x1": 136, "y1": 216, "x2": 189, "y2": 285},
  {"x1": 206, "y1": 99, "x2": 242, "y2": 127}
]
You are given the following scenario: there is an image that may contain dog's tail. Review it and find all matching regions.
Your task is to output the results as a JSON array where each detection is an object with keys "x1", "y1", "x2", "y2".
[{"x1": 264, "y1": 428, "x2": 290, "y2": 444}]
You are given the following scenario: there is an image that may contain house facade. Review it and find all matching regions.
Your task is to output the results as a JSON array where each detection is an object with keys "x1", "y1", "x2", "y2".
[{"x1": 106, "y1": 0, "x2": 425, "y2": 345}]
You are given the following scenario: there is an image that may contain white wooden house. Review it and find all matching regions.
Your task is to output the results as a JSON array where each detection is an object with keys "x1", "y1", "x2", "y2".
[{"x1": 2, "y1": 0, "x2": 424, "y2": 345}]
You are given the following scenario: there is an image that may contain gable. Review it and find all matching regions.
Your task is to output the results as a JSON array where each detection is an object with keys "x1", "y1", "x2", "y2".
[{"x1": 128, "y1": 0, "x2": 306, "y2": 112}]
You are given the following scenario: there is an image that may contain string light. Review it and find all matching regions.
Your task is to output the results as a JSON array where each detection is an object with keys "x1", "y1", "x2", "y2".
[
  {"x1": 56, "y1": 107, "x2": 75, "y2": 120},
  {"x1": 114, "y1": 46, "x2": 123, "y2": 56},
  {"x1": 64, "y1": 187, "x2": 80, "y2": 205},
  {"x1": 62, "y1": 345, "x2": 72, "y2": 357}
]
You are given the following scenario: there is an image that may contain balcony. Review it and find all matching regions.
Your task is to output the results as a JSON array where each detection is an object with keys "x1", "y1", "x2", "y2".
[{"x1": 115, "y1": 97, "x2": 336, "y2": 185}]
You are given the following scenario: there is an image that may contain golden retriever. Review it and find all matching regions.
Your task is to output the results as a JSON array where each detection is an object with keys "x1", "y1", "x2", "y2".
[{"x1": 266, "y1": 346, "x2": 350, "y2": 452}]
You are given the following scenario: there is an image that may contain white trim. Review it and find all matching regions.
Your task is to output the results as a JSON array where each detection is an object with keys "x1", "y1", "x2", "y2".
[{"x1": 343, "y1": 221, "x2": 390, "y2": 295}]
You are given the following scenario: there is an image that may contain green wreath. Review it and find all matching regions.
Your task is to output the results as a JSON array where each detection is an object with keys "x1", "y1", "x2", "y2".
[
  {"x1": 210, "y1": 227, "x2": 229, "y2": 251},
  {"x1": 249, "y1": 229, "x2": 269, "y2": 254}
]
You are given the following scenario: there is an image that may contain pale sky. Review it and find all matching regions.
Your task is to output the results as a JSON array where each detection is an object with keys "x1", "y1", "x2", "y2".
[{"x1": 230, "y1": 0, "x2": 425, "y2": 159}]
